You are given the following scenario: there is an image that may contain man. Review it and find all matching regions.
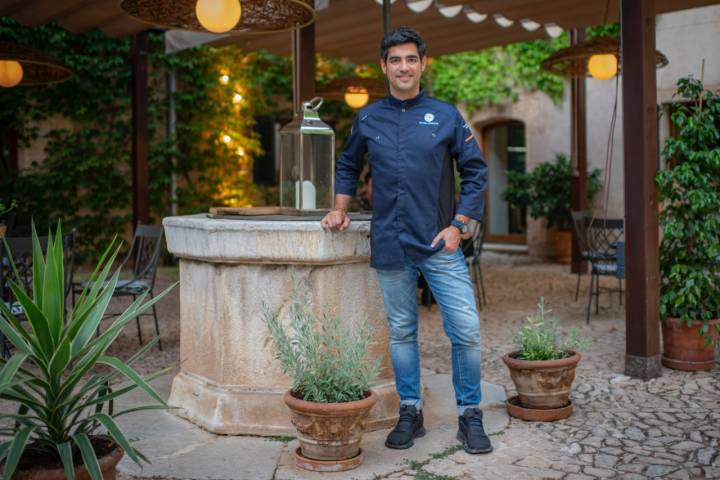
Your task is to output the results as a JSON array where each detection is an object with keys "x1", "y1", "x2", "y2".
[{"x1": 320, "y1": 27, "x2": 491, "y2": 455}]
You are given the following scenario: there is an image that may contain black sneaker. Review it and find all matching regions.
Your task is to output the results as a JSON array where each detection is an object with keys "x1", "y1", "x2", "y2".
[
  {"x1": 457, "y1": 407, "x2": 493, "y2": 454},
  {"x1": 385, "y1": 405, "x2": 426, "y2": 449}
]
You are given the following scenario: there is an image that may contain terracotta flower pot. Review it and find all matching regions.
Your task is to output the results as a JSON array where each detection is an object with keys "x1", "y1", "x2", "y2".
[
  {"x1": 12, "y1": 445, "x2": 123, "y2": 480},
  {"x1": 547, "y1": 228, "x2": 572, "y2": 265},
  {"x1": 283, "y1": 390, "x2": 376, "y2": 469},
  {"x1": 662, "y1": 317, "x2": 719, "y2": 371},
  {"x1": 502, "y1": 351, "x2": 580, "y2": 409},
  {"x1": 0, "y1": 224, "x2": 6, "y2": 238}
]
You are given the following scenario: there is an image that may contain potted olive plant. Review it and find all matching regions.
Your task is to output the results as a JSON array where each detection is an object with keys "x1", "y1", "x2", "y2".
[
  {"x1": 0, "y1": 225, "x2": 174, "y2": 479},
  {"x1": 264, "y1": 279, "x2": 380, "y2": 472},
  {"x1": 503, "y1": 154, "x2": 602, "y2": 263},
  {"x1": 657, "y1": 76, "x2": 720, "y2": 371},
  {"x1": 502, "y1": 298, "x2": 590, "y2": 421}
]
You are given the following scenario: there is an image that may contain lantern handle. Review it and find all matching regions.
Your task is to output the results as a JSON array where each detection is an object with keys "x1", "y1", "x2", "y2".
[{"x1": 304, "y1": 96, "x2": 324, "y2": 111}]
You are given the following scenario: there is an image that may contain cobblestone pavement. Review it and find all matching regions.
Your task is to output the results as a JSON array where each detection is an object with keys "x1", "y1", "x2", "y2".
[
  {"x1": 387, "y1": 253, "x2": 720, "y2": 480},
  {"x1": 108, "y1": 255, "x2": 719, "y2": 479}
]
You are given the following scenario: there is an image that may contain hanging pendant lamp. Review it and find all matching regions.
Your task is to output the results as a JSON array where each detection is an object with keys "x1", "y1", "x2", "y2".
[
  {"x1": 0, "y1": 43, "x2": 72, "y2": 88},
  {"x1": 315, "y1": 76, "x2": 386, "y2": 110},
  {"x1": 541, "y1": 36, "x2": 668, "y2": 80},
  {"x1": 120, "y1": 0, "x2": 315, "y2": 34}
]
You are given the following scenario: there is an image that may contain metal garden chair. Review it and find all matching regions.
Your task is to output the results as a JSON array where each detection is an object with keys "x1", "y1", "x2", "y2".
[
  {"x1": 72, "y1": 224, "x2": 164, "y2": 350},
  {"x1": 583, "y1": 217, "x2": 625, "y2": 324},
  {"x1": 0, "y1": 231, "x2": 76, "y2": 356}
]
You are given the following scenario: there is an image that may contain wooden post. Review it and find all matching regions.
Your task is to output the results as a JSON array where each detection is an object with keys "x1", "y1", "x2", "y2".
[
  {"x1": 621, "y1": 0, "x2": 662, "y2": 380},
  {"x1": 570, "y1": 28, "x2": 588, "y2": 275},
  {"x1": 383, "y1": 0, "x2": 391, "y2": 35},
  {"x1": 7, "y1": 129, "x2": 18, "y2": 172},
  {"x1": 292, "y1": 22, "x2": 315, "y2": 115},
  {"x1": 131, "y1": 31, "x2": 150, "y2": 229}
]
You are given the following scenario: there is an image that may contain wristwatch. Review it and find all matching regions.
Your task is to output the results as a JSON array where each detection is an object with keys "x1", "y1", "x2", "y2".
[{"x1": 450, "y1": 218, "x2": 468, "y2": 234}]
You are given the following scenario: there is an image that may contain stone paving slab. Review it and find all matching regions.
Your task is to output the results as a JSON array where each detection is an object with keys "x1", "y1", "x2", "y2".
[{"x1": 116, "y1": 371, "x2": 508, "y2": 480}]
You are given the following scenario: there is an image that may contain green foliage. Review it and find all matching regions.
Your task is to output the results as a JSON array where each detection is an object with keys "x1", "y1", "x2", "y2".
[
  {"x1": 430, "y1": 37, "x2": 567, "y2": 112},
  {"x1": 657, "y1": 76, "x2": 720, "y2": 336},
  {"x1": 263, "y1": 278, "x2": 380, "y2": 403},
  {"x1": 513, "y1": 298, "x2": 591, "y2": 360},
  {"x1": 502, "y1": 153, "x2": 602, "y2": 229},
  {"x1": 0, "y1": 224, "x2": 175, "y2": 479},
  {"x1": 0, "y1": 200, "x2": 17, "y2": 219}
]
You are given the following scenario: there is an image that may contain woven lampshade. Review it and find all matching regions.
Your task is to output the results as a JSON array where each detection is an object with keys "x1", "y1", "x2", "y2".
[
  {"x1": 541, "y1": 37, "x2": 668, "y2": 77},
  {"x1": 316, "y1": 77, "x2": 387, "y2": 102},
  {"x1": 0, "y1": 43, "x2": 72, "y2": 86},
  {"x1": 120, "y1": 0, "x2": 315, "y2": 34}
]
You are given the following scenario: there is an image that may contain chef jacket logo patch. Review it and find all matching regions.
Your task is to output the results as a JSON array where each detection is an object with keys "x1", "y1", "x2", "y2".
[{"x1": 419, "y1": 112, "x2": 439, "y2": 126}]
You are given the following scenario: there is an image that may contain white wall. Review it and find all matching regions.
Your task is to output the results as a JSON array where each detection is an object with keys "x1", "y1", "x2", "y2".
[{"x1": 465, "y1": 4, "x2": 720, "y2": 254}]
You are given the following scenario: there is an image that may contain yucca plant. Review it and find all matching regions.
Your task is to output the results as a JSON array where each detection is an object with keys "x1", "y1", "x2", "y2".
[{"x1": 0, "y1": 224, "x2": 175, "y2": 479}]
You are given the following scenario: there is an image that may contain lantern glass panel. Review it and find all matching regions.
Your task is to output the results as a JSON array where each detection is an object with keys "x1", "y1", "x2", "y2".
[{"x1": 279, "y1": 98, "x2": 335, "y2": 210}]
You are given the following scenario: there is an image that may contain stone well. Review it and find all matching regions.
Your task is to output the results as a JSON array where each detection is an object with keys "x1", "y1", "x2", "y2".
[{"x1": 162, "y1": 214, "x2": 398, "y2": 435}]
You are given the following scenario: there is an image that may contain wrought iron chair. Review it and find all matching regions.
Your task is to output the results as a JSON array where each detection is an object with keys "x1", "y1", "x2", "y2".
[
  {"x1": 584, "y1": 217, "x2": 625, "y2": 324},
  {"x1": 464, "y1": 219, "x2": 488, "y2": 309},
  {"x1": 571, "y1": 211, "x2": 593, "y2": 301},
  {"x1": 1, "y1": 231, "x2": 76, "y2": 356},
  {"x1": 72, "y1": 224, "x2": 164, "y2": 350}
]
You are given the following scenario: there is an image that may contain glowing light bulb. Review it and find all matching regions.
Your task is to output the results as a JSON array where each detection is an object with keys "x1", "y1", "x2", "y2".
[
  {"x1": 0, "y1": 60, "x2": 23, "y2": 88},
  {"x1": 588, "y1": 54, "x2": 617, "y2": 80},
  {"x1": 233, "y1": 93, "x2": 243, "y2": 104},
  {"x1": 237, "y1": 147, "x2": 245, "y2": 156},
  {"x1": 223, "y1": 134, "x2": 232, "y2": 143},
  {"x1": 344, "y1": 87, "x2": 369, "y2": 109},
  {"x1": 195, "y1": 0, "x2": 241, "y2": 33},
  {"x1": 219, "y1": 74, "x2": 230, "y2": 84}
]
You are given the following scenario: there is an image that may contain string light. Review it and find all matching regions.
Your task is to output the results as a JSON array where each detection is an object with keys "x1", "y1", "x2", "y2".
[
  {"x1": 222, "y1": 134, "x2": 232, "y2": 143},
  {"x1": 233, "y1": 92, "x2": 243, "y2": 103},
  {"x1": 237, "y1": 146, "x2": 245, "y2": 156},
  {"x1": 219, "y1": 74, "x2": 230, "y2": 84}
]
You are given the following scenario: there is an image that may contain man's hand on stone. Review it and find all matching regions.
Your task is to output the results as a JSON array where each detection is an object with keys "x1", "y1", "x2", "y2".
[
  {"x1": 431, "y1": 226, "x2": 461, "y2": 252},
  {"x1": 321, "y1": 209, "x2": 351, "y2": 232}
]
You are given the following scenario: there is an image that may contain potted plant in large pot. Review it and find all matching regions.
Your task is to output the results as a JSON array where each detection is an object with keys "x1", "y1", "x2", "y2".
[
  {"x1": 264, "y1": 280, "x2": 381, "y2": 472},
  {"x1": 503, "y1": 154, "x2": 602, "y2": 263},
  {"x1": 657, "y1": 76, "x2": 720, "y2": 371},
  {"x1": 0, "y1": 225, "x2": 174, "y2": 479},
  {"x1": 502, "y1": 298, "x2": 590, "y2": 421}
]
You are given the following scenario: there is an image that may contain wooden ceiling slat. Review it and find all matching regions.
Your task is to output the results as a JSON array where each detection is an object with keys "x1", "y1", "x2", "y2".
[
  {"x1": 10, "y1": 0, "x2": 89, "y2": 26},
  {"x1": 54, "y1": 0, "x2": 125, "y2": 34},
  {"x1": 0, "y1": 0, "x2": 31, "y2": 16}
]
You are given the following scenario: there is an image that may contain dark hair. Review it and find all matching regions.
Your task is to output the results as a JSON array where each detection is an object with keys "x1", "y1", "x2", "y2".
[{"x1": 380, "y1": 27, "x2": 427, "y2": 61}]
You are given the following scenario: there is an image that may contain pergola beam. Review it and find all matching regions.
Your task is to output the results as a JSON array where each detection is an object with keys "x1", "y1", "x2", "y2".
[
  {"x1": 131, "y1": 31, "x2": 150, "y2": 229},
  {"x1": 621, "y1": 0, "x2": 662, "y2": 379},
  {"x1": 570, "y1": 28, "x2": 588, "y2": 275}
]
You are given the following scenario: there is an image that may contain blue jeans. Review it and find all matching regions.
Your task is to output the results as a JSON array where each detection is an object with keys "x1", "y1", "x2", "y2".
[{"x1": 376, "y1": 249, "x2": 482, "y2": 414}]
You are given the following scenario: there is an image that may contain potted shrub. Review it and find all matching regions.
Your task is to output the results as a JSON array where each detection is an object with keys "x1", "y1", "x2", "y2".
[
  {"x1": 0, "y1": 225, "x2": 174, "y2": 479},
  {"x1": 503, "y1": 154, "x2": 602, "y2": 263},
  {"x1": 263, "y1": 280, "x2": 380, "y2": 472},
  {"x1": 502, "y1": 298, "x2": 590, "y2": 421},
  {"x1": 657, "y1": 76, "x2": 720, "y2": 371}
]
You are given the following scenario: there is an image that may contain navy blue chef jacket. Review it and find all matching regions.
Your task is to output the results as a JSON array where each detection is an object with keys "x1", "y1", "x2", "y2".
[{"x1": 335, "y1": 90, "x2": 488, "y2": 270}]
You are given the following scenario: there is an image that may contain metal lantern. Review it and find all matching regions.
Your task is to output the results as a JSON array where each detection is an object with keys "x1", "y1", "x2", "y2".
[{"x1": 279, "y1": 97, "x2": 334, "y2": 210}]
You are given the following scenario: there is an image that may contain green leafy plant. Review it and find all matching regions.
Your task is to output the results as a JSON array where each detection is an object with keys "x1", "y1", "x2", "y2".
[
  {"x1": 0, "y1": 224, "x2": 175, "y2": 479},
  {"x1": 657, "y1": 76, "x2": 720, "y2": 340},
  {"x1": 0, "y1": 200, "x2": 17, "y2": 219},
  {"x1": 513, "y1": 298, "x2": 591, "y2": 360},
  {"x1": 502, "y1": 153, "x2": 602, "y2": 229},
  {"x1": 263, "y1": 279, "x2": 380, "y2": 403}
]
